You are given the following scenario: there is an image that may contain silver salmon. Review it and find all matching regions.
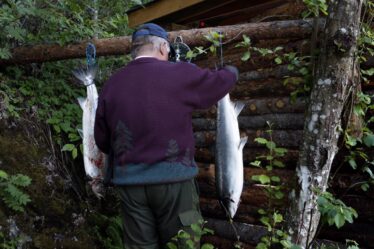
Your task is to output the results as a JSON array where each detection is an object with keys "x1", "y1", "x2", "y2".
[
  {"x1": 73, "y1": 66, "x2": 105, "y2": 198},
  {"x1": 215, "y1": 93, "x2": 248, "y2": 219}
]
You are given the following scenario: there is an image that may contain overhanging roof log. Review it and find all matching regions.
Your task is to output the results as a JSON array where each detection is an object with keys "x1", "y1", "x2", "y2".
[
  {"x1": 128, "y1": 0, "x2": 206, "y2": 28},
  {"x1": 0, "y1": 19, "x2": 320, "y2": 67}
]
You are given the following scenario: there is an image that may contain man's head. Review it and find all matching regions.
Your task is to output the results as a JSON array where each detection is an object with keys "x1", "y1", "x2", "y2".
[{"x1": 131, "y1": 23, "x2": 174, "y2": 61}]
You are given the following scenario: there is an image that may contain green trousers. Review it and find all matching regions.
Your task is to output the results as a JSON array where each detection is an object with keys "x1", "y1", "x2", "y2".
[{"x1": 116, "y1": 179, "x2": 202, "y2": 249}]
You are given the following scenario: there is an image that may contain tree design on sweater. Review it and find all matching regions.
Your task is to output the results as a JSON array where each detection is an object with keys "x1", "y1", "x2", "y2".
[
  {"x1": 113, "y1": 121, "x2": 133, "y2": 157},
  {"x1": 165, "y1": 139, "x2": 179, "y2": 162}
]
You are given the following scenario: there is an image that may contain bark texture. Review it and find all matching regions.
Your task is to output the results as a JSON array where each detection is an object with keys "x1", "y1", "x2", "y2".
[
  {"x1": 287, "y1": 0, "x2": 363, "y2": 247},
  {"x1": 0, "y1": 19, "x2": 319, "y2": 66}
]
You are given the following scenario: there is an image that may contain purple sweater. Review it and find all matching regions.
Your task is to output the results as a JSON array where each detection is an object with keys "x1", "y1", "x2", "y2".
[{"x1": 94, "y1": 57, "x2": 236, "y2": 185}]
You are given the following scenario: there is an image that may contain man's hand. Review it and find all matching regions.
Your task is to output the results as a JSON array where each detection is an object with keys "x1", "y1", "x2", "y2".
[{"x1": 223, "y1": 65, "x2": 239, "y2": 81}]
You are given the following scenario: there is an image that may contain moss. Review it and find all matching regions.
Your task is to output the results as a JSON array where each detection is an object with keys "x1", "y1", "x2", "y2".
[{"x1": 0, "y1": 120, "x2": 100, "y2": 249}]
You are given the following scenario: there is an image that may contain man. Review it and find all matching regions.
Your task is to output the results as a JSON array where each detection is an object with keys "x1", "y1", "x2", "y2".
[{"x1": 94, "y1": 23, "x2": 238, "y2": 249}]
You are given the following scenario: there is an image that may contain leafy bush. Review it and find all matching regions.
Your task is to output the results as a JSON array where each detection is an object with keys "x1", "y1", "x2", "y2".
[{"x1": 0, "y1": 170, "x2": 31, "y2": 212}]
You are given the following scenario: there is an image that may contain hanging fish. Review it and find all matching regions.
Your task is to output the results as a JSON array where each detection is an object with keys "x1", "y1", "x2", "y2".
[
  {"x1": 73, "y1": 65, "x2": 105, "y2": 198},
  {"x1": 215, "y1": 93, "x2": 248, "y2": 219}
]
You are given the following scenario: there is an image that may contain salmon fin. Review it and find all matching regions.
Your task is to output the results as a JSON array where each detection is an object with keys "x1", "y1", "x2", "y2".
[
  {"x1": 72, "y1": 65, "x2": 97, "y2": 86},
  {"x1": 77, "y1": 97, "x2": 86, "y2": 110},
  {"x1": 232, "y1": 101, "x2": 245, "y2": 117},
  {"x1": 77, "y1": 128, "x2": 84, "y2": 139},
  {"x1": 238, "y1": 136, "x2": 248, "y2": 151}
]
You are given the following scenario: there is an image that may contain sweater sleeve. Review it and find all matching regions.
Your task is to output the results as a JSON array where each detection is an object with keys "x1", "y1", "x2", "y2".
[
  {"x1": 94, "y1": 94, "x2": 110, "y2": 154},
  {"x1": 188, "y1": 65, "x2": 237, "y2": 109}
]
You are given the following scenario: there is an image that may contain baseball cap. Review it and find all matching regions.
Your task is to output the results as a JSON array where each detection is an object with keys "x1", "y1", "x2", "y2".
[{"x1": 132, "y1": 23, "x2": 176, "y2": 59}]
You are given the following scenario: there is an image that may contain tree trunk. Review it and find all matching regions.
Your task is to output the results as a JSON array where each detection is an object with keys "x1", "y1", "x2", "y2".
[
  {"x1": 286, "y1": 0, "x2": 363, "y2": 247},
  {"x1": 0, "y1": 19, "x2": 319, "y2": 66}
]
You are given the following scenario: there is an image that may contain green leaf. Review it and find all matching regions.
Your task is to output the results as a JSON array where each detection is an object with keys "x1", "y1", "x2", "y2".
[
  {"x1": 166, "y1": 242, "x2": 177, "y2": 249},
  {"x1": 274, "y1": 147, "x2": 287, "y2": 156},
  {"x1": 266, "y1": 141, "x2": 276, "y2": 150},
  {"x1": 0, "y1": 170, "x2": 8, "y2": 179},
  {"x1": 348, "y1": 159, "x2": 357, "y2": 169},
  {"x1": 258, "y1": 175, "x2": 271, "y2": 184},
  {"x1": 274, "y1": 57, "x2": 282, "y2": 64},
  {"x1": 61, "y1": 143, "x2": 75, "y2": 151},
  {"x1": 273, "y1": 160, "x2": 285, "y2": 168},
  {"x1": 258, "y1": 209, "x2": 266, "y2": 215},
  {"x1": 241, "y1": 51, "x2": 250, "y2": 61},
  {"x1": 243, "y1": 35, "x2": 251, "y2": 44},
  {"x1": 270, "y1": 176, "x2": 280, "y2": 182},
  {"x1": 361, "y1": 183, "x2": 369, "y2": 191},
  {"x1": 201, "y1": 244, "x2": 215, "y2": 249},
  {"x1": 363, "y1": 134, "x2": 374, "y2": 147},
  {"x1": 254, "y1": 137, "x2": 268, "y2": 144},
  {"x1": 273, "y1": 213, "x2": 283, "y2": 223},
  {"x1": 72, "y1": 148, "x2": 78, "y2": 159},
  {"x1": 250, "y1": 160, "x2": 261, "y2": 167},
  {"x1": 274, "y1": 191, "x2": 284, "y2": 199},
  {"x1": 10, "y1": 174, "x2": 31, "y2": 187},
  {"x1": 334, "y1": 213, "x2": 345, "y2": 228}
]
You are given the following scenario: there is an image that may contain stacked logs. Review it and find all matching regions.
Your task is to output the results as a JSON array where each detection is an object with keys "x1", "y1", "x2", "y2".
[{"x1": 191, "y1": 38, "x2": 374, "y2": 247}]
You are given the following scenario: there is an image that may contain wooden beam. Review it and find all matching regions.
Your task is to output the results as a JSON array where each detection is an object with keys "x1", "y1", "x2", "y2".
[
  {"x1": 128, "y1": 0, "x2": 206, "y2": 28},
  {"x1": 0, "y1": 19, "x2": 318, "y2": 67}
]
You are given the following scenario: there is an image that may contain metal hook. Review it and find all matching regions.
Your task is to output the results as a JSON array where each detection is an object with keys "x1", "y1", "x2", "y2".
[{"x1": 86, "y1": 43, "x2": 96, "y2": 68}]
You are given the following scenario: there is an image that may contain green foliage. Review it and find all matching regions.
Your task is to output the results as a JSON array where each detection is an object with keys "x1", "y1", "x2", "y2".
[
  {"x1": 346, "y1": 239, "x2": 360, "y2": 249},
  {"x1": 0, "y1": 231, "x2": 18, "y2": 249},
  {"x1": 235, "y1": 35, "x2": 284, "y2": 63},
  {"x1": 186, "y1": 31, "x2": 223, "y2": 60},
  {"x1": 0, "y1": 169, "x2": 31, "y2": 212},
  {"x1": 342, "y1": 91, "x2": 374, "y2": 191},
  {"x1": 317, "y1": 191, "x2": 358, "y2": 229},
  {"x1": 301, "y1": 0, "x2": 328, "y2": 18},
  {"x1": 0, "y1": 0, "x2": 133, "y2": 159},
  {"x1": 92, "y1": 214, "x2": 124, "y2": 249},
  {"x1": 282, "y1": 52, "x2": 312, "y2": 102},
  {"x1": 250, "y1": 123, "x2": 300, "y2": 249},
  {"x1": 167, "y1": 220, "x2": 214, "y2": 249}
]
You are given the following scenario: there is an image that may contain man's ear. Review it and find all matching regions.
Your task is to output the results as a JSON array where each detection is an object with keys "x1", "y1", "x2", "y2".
[{"x1": 160, "y1": 43, "x2": 167, "y2": 56}]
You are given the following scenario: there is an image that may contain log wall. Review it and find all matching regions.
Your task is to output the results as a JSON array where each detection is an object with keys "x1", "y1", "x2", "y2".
[{"x1": 191, "y1": 35, "x2": 374, "y2": 248}]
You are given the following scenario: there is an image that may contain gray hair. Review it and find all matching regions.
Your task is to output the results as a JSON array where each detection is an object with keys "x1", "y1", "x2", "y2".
[{"x1": 131, "y1": 35, "x2": 170, "y2": 59}]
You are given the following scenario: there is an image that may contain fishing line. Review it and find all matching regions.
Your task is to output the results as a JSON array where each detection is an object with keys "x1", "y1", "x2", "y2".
[{"x1": 219, "y1": 199, "x2": 241, "y2": 242}]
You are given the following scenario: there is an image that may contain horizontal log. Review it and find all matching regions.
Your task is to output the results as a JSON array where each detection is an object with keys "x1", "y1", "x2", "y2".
[
  {"x1": 231, "y1": 78, "x2": 302, "y2": 98},
  {"x1": 193, "y1": 96, "x2": 306, "y2": 118},
  {"x1": 192, "y1": 113, "x2": 304, "y2": 131},
  {"x1": 200, "y1": 197, "x2": 261, "y2": 224},
  {"x1": 204, "y1": 217, "x2": 267, "y2": 245},
  {"x1": 202, "y1": 218, "x2": 354, "y2": 248},
  {"x1": 195, "y1": 38, "x2": 310, "y2": 71},
  {"x1": 0, "y1": 19, "x2": 319, "y2": 66},
  {"x1": 319, "y1": 222, "x2": 374, "y2": 248},
  {"x1": 240, "y1": 65, "x2": 297, "y2": 81},
  {"x1": 197, "y1": 164, "x2": 295, "y2": 207},
  {"x1": 202, "y1": 235, "x2": 255, "y2": 249},
  {"x1": 194, "y1": 129, "x2": 303, "y2": 148},
  {"x1": 195, "y1": 147, "x2": 299, "y2": 165}
]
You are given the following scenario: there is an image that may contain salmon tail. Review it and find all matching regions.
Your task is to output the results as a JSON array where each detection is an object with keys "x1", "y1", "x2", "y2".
[
  {"x1": 72, "y1": 64, "x2": 97, "y2": 86},
  {"x1": 230, "y1": 100, "x2": 245, "y2": 117},
  {"x1": 238, "y1": 136, "x2": 248, "y2": 150},
  {"x1": 77, "y1": 97, "x2": 86, "y2": 110}
]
